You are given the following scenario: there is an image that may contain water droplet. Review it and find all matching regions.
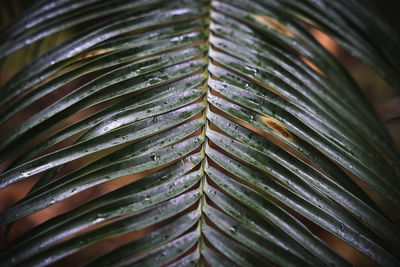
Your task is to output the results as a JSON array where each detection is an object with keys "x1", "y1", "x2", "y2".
[
  {"x1": 150, "y1": 154, "x2": 160, "y2": 161},
  {"x1": 244, "y1": 66, "x2": 258, "y2": 76},
  {"x1": 230, "y1": 226, "x2": 237, "y2": 233},
  {"x1": 169, "y1": 182, "x2": 176, "y2": 189}
]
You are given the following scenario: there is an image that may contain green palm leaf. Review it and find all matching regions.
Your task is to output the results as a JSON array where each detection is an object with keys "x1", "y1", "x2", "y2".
[{"x1": 0, "y1": 0, "x2": 399, "y2": 266}]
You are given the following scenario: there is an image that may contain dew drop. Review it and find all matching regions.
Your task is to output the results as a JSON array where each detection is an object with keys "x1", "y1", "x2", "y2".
[{"x1": 150, "y1": 154, "x2": 160, "y2": 161}]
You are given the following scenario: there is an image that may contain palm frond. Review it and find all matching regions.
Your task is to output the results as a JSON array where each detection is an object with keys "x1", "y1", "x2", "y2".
[{"x1": 0, "y1": 0, "x2": 399, "y2": 266}]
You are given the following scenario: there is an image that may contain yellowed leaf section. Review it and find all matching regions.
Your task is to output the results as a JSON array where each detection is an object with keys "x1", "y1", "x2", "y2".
[
  {"x1": 255, "y1": 15, "x2": 294, "y2": 37},
  {"x1": 77, "y1": 49, "x2": 109, "y2": 60},
  {"x1": 259, "y1": 115, "x2": 294, "y2": 141}
]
